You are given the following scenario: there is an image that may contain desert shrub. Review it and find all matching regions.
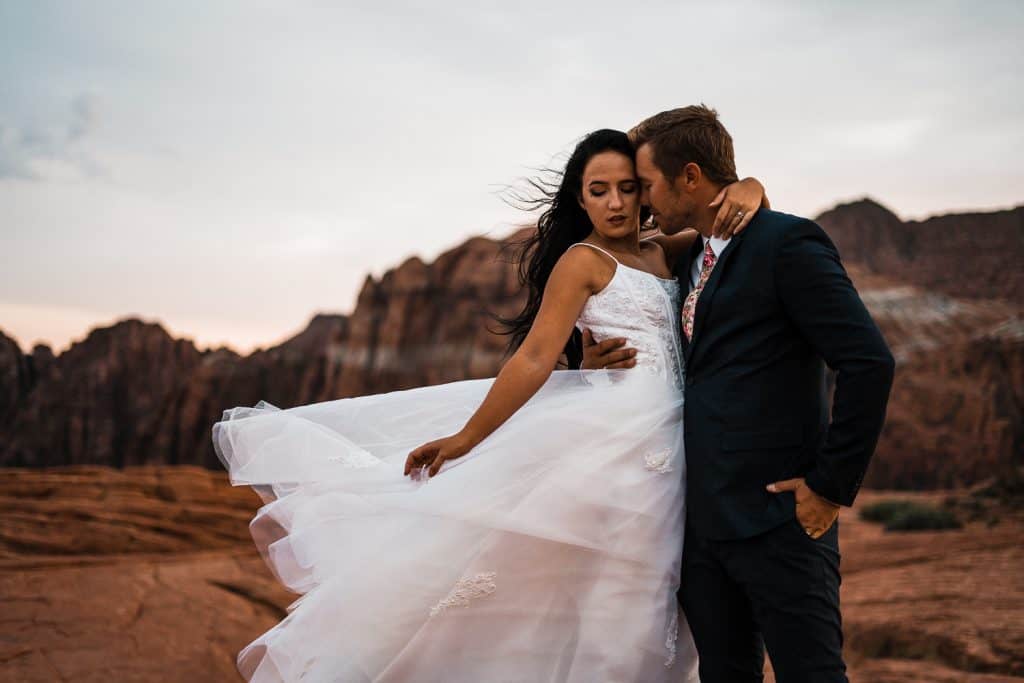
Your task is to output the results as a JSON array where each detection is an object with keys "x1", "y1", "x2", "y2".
[
  {"x1": 859, "y1": 499, "x2": 962, "y2": 532},
  {"x1": 859, "y1": 499, "x2": 918, "y2": 523}
]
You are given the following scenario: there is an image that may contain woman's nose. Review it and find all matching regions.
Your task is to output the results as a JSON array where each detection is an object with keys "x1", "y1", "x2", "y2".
[{"x1": 608, "y1": 190, "x2": 623, "y2": 209}]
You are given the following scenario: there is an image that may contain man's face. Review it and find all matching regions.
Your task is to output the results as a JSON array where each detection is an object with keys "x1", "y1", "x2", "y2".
[{"x1": 636, "y1": 143, "x2": 694, "y2": 235}]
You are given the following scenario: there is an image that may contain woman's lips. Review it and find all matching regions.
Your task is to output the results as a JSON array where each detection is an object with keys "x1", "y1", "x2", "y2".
[{"x1": 608, "y1": 216, "x2": 627, "y2": 225}]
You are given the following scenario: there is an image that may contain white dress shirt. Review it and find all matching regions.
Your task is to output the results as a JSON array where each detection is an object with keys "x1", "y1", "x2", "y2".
[{"x1": 688, "y1": 235, "x2": 731, "y2": 289}]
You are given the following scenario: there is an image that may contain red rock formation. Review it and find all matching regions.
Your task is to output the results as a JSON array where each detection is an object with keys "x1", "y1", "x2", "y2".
[
  {"x1": 862, "y1": 286, "x2": 1023, "y2": 488},
  {"x1": 0, "y1": 466, "x2": 292, "y2": 682},
  {"x1": 1, "y1": 320, "x2": 206, "y2": 468},
  {"x1": 0, "y1": 314, "x2": 350, "y2": 469},
  {"x1": 817, "y1": 199, "x2": 1024, "y2": 303},
  {"x1": 1, "y1": 202, "x2": 1021, "y2": 490},
  {"x1": 324, "y1": 234, "x2": 526, "y2": 398},
  {"x1": 2, "y1": 468, "x2": 1021, "y2": 682},
  {"x1": 0, "y1": 232, "x2": 527, "y2": 470},
  {"x1": 0, "y1": 332, "x2": 29, "y2": 429}
]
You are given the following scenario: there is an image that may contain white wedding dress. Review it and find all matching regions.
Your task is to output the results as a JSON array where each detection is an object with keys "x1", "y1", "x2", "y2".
[{"x1": 213, "y1": 243, "x2": 699, "y2": 682}]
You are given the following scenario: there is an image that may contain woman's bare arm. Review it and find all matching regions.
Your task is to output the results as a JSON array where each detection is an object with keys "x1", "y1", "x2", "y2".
[
  {"x1": 404, "y1": 247, "x2": 607, "y2": 477},
  {"x1": 647, "y1": 230, "x2": 700, "y2": 272}
]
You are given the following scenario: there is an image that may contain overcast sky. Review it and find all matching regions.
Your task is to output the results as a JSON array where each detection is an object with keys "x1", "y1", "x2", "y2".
[{"x1": 1, "y1": 0, "x2": 1021, "y2": 355}]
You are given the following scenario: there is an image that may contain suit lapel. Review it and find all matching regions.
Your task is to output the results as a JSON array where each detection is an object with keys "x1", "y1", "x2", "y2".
[{"x1": 683, "y1": 231, "x2": 745, "y2": 367}]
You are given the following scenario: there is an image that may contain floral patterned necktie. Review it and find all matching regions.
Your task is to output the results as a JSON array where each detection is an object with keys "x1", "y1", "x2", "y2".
[{"x1": 682, "y1": 241, "x2": 717, "y2": 341}]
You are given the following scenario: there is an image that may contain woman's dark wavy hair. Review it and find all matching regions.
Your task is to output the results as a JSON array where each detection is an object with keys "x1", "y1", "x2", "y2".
[{"x1": 497, "y1": 129, "x2": 647, "y2": 368}]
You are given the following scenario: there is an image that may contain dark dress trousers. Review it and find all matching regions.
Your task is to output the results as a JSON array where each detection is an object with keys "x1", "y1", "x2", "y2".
[{"x1": 676, "y1": 209, "x2": 895, "y2": 683}]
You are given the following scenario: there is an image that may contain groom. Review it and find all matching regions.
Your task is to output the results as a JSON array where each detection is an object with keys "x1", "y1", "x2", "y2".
[{"x1": 584, "y1": 105, "x2": 895, "y2": 682}]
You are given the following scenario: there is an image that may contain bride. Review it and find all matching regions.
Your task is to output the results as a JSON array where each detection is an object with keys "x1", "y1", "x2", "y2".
[{"x1": 212, "y1": 129, "x2": 764, "y2": 682}]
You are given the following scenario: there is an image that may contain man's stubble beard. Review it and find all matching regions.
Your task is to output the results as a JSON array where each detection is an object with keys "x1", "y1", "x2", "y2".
[
  {"x1": 655, "y1": 205, "x2": 695, "y2": 236},
  {"x1": 656, "y1": 187, "x2": 696, "y2": 236},
  {"x1": 655, "y1": 218, "x2": 686, "y2": 236}
]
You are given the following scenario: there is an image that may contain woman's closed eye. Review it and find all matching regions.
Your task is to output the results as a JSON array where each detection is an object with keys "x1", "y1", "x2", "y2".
[{"x1": 590, "y1": 183, "x2": 636, "y2": 198}]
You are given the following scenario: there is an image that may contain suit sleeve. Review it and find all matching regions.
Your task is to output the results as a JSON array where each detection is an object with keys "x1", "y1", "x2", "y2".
[{"x1": 774, "y1": 219, "x2": 896, "y2": 506}]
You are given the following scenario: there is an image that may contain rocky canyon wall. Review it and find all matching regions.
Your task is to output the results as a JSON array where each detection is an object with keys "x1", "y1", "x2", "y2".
[{"x1": 2, "y1": 201, "x2": 1021, "y2": 488}]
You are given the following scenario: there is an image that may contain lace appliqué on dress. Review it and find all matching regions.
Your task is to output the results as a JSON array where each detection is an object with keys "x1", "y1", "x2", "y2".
[
  {"x1": 429, "y1": 571, "x2": 497, "y2": 617},
  {"x1": 665, "y1": 609, "x2": 679, "y2": 667},
  {"x1": 644, "y1": 448, "x2": 673, "y2": 474},
  {"x1": 574, "y1": 261, "x2": 684, "y2": 391},
  {"x1": 623, "y1": 269, "x2": 685, "y2": 391}
]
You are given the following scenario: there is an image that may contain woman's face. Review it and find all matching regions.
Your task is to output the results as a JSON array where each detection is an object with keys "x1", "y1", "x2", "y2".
[{"x1": 578, "y1": 151, "x2": 640, "y2": 240}]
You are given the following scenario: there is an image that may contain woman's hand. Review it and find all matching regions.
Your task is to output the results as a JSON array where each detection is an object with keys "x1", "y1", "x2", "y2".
[
  {"x1": 404, "y1": 432, "x2": 475, "y2": 478},
  {"x1": 709, "y1": 177, "x2": 768, "y2": 238}
]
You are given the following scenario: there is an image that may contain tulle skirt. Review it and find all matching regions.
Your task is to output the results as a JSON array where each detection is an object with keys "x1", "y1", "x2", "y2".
[{"x1": 213, "y1": 369, "x2": 698, "y2": 682}]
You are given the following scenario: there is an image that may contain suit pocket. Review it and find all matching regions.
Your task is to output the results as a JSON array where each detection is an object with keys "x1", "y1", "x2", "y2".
[{"x1": 721, "y1": 426, "x2": 802, "y2": 452}]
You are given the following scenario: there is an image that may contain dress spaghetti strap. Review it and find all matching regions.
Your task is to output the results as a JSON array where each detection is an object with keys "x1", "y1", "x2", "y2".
[{"x1": 569, "y1": 241, "x2": 620, "y2": 267}]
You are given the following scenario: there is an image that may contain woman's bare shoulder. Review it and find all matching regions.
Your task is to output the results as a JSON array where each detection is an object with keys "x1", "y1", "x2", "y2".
[{"x1": 554, "y1": 242, "x2": 617, "y2": 293}]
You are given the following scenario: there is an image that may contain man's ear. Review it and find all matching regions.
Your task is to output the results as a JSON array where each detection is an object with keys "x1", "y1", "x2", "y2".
[
  {"x1": 681, "y1": 162, "x2": 702, "y2": 190},
  {"x1": 669, "y1": 162, "x2": 701, "y2": 195}
]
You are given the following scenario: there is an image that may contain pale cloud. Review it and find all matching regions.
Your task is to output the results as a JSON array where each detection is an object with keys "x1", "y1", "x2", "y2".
[{"x1": 0, "y1": 92, "x2": 104, "y2": 180}]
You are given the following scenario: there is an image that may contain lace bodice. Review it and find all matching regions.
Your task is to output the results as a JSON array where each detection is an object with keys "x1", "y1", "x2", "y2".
[{"x1": 572, "y1": 243, "x2": 685, "y2": 390}]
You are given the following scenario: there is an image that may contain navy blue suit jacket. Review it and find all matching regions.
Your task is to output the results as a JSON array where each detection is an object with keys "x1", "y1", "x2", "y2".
[{"x1": 676, "y1": 209, "x2": 895, "y2": 540}]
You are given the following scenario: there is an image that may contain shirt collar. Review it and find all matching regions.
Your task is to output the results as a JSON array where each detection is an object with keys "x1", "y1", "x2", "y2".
[{"x1": 701, "y1": 235, "x2": 731, "y2": 258}]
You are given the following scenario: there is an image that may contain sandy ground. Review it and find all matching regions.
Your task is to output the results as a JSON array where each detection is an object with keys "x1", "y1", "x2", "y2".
[{"x1": 1, "y1": 467, "x2": 1021, "y2": 682}]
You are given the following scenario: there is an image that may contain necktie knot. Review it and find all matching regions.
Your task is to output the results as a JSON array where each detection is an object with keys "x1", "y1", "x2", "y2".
[{"x1": 702, "y1": 241, "x2": 716, "y2": 269}]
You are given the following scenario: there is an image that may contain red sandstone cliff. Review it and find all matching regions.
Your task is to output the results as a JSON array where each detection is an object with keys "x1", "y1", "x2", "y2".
[
  {"x1": 817, "y1": 198, "x2": 1024, "y2": 303},
  {"x1": 855, "y1": 279, "x2": 1022, "y2": 488},
  {"x1": 1, "y1": 201, "x2": 1021, "y2": 488}
]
